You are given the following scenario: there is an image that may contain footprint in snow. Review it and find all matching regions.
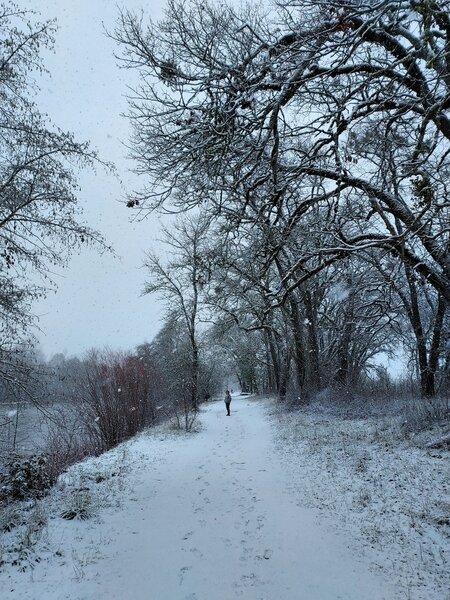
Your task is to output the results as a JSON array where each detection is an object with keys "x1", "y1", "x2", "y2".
[
  {"x1": 178, "y1": 566, "x2": 191, "y2": 585},
  {"x1": 241, "y1": 572, "x2": 261, "y2": 586}
]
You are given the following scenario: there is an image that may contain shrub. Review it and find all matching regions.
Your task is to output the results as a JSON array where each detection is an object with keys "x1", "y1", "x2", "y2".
[
  {"x1": 60, "y1": 486, "x2": 93, "y2": 521},
  {"x1": 43, "y1": 408, "x2": 99, "y2": 483},
  {"x1": 78, "y1": 350, "x2": 157, "y2": 451},
  {"x1": 402, "y1": 397, "x2": 449, "y2": 432},
  {"x1": 0, "y1": 454, "x2": 52, "y2": 502}
]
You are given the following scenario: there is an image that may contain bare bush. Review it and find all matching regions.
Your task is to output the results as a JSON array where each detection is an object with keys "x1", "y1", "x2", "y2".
[
  {"x1": 43, "y1": 409, "x2": 99, "y2": 484},
  {"x1": 170, "y1": 381, "x2": 199, "y2": 432},
  {"x1": 78, "y1": 350, "x2": 157, "y2": 452}
]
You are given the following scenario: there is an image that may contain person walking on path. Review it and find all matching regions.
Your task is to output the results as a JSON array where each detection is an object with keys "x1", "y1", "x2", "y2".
[{"x1": 224, "y1": 390, "x2": 232, "y2": 416}]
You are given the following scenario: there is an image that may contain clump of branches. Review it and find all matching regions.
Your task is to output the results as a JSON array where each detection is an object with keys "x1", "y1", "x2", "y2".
[
  {"x1": 77, "y1": 350, "x2": 158, "y2": 452},
  {"x1": 113, "y1": 0, "x2": 450, "y2": 402}
]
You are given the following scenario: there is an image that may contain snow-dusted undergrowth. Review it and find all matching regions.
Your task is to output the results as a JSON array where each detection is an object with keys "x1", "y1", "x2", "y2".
[
  {"x1": 272, "y1": 401, "x2": 450, "y2": 600},
  {"x1": 0, "y1": 396, "x2": 448, "y2": 599}
]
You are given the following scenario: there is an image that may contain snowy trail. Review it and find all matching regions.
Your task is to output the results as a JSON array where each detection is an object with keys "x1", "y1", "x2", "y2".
[{"x1": 3, "y1": 396, "x2": 397, "y2": 599}]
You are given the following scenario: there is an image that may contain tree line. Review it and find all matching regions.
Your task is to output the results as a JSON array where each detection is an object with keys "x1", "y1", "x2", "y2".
[{"x1": 112, "y1": 0, "x2": 450, "y2": 401}]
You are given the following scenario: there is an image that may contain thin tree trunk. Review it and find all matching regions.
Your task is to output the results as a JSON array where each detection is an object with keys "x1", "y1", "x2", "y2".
[
  {"x1": 286, "y1": 296, "x2": 306, "y2": 396},
  {"x1": 405, "y1": 266, "x2": 433, "y2": 397},
  {"x1": 192, "y1": 343, "x2": 199, "y2": 408},
  {"x1": 304, "y1": 289, "x2": 322, "y2": 393},
  {"x1": 267, "y1": 330, "x2": 281, "y2": 392},
  {"x1": 279, "y1": 350, "x2": 291, "y2": 400},
  {"x1": 335, "y1": 283, "x2": 355, "y2": 388},
  {"x1": 425, "y1": 294, "x2": 447, "y2": 396}
]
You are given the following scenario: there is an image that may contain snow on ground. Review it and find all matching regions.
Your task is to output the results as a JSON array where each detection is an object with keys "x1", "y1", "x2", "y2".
[
  {"x1": 0, "y1": 395, "x2": 445, "y2": 599},
  {"x1": 272, "y1": 402, "x2": 450, "y2": 600}
]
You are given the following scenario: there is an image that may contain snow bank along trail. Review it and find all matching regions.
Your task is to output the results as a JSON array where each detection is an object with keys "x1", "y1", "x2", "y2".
[{"x1": 2, "y1": 396, "x2": 397, "y2": 599}]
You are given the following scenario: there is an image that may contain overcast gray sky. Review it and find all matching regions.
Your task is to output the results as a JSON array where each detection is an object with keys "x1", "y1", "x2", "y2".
[{"x1": 20, "y1": 0, "x2": 169, "y2": 359}]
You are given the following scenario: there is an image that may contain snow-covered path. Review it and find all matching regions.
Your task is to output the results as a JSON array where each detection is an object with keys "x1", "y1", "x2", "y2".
[{"x1": 3, "y1": 396, "x2": 397, "y2": 599}]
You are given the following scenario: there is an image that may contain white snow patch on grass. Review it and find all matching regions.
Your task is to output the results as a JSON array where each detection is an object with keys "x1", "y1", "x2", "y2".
[{"x1": 272, "y1": 403, "x2": 450, "y2": 600}]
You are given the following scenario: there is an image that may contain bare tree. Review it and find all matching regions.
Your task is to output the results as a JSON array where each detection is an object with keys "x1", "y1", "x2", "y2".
[
  {"x1": 370, "y1": 254, "x2": 448, "y2": 397},
  {"x1": 114, "y1": 0, "x2": 450, "y2": 301},
  {"x1": 0, "y1": 4, "x2": 107, "y2": 383},
  {"x1": 143, "y1": 215, "x2": 211, "y2": 410},
  {"x1": 114, "y1": 0, "x2": 449, "y2": 398}
]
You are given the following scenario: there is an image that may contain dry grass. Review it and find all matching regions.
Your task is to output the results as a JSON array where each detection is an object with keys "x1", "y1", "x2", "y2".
[{"x1": 271, "y1": 395, "x2": 450, "y2": 600}]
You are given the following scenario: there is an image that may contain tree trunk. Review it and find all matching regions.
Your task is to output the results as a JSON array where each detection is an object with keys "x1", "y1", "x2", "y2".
[
  {"x1": 334, "y1": 283, "x2": 355, "y2": 388},
  {"x1": 279, "y1": 350, "x2": 291, "y2": 400},
  {"x1": 275, "y1": 256, "x2": 306, "y2": 399},
  {"x1": 191, "y1": 338, "x2": 199, "y2": 409},
  {"x1": 405, "y1": 266, "x2": 435, "y2": 398},
  {"x1": 286, "y1": 296, "x2": 306, "y2": 397},
  {"x1": 424, "y1": 293, "x2": 447, "y2": 397},
  {"x1": 267, "y1": 330, "x2": 281, "y2": 392},
  {"x1": 304, "y1": 289, "x2": 322, "y2": 393}
]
